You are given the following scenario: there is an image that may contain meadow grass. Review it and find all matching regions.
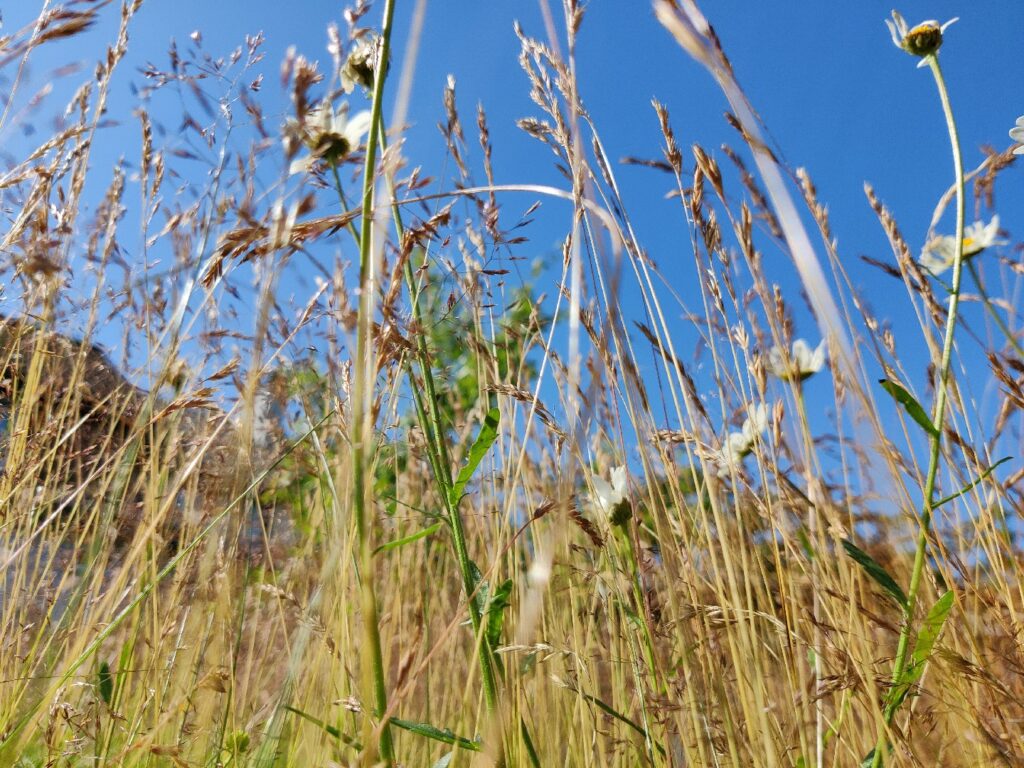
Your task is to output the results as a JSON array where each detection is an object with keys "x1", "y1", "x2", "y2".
[{"x1": 0, "y1": 2, "x2": 1022, "y2": 766}]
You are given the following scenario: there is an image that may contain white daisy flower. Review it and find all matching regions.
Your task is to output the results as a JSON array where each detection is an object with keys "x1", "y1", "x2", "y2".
[
  {"x1": 1010, "y1": 116, "x2": 1024, "y2": 156},
  {"x1": 341, "y1": 36, "x2": 382, "y2": 94},
  {"x1": 590, "y1": 465, "x2": 628, "y2": 518},
  {"x1": 767, "y1": 339, "x2": 826, "y2": 382},
  {"x1": 886, "y1": 11, "x2": 957, "y2": 64},
  {"x1": 919, "y1": 216, "x2": 1005, "y2": 276},
  {"x1": 285, "y1": 100, "x2": 371, "y2": 175},
  {"x1": 712, "y1": 403, "x2": 768, "y2": 478}
]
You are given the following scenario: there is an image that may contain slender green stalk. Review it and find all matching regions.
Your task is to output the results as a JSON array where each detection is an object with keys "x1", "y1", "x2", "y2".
[
  {"x1": 351, "y1": 0, "x2": 397, "y2": 762},
  {"x1": 870, "y1": 53, "x2": 964, "y2": 768},
  {"x1": 965, "y1": 260, "x2": 1024, "y2": 358},
  {"x1": 375, "y1": 113, "x2": 502, "y2": 719}
]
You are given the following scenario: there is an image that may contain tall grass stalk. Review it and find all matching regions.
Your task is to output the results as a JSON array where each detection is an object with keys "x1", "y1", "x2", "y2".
[{"x1": 351, "y1": 0, "x2": 398, "y2": 761}]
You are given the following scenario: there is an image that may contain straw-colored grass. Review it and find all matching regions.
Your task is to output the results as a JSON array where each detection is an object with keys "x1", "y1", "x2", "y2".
[{"x1": 1, "y1": 2, "x2": 1022, "y2": 767}]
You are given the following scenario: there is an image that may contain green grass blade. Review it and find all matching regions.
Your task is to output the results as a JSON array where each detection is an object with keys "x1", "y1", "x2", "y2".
[
  {"x1": 879, "y1": 379, "x2": 938, "y2": 437},
  {"x1": 373, "y1": 521, "x2": 443, "y2": 555},
  {"x1": 842, "y1": 539, "x2": 908, "y2": 609},
  {"x1": 933, "y1": 457, "x2": 1011, "y2": 508},
  {"x1": 388, "y1": 717, "x2": 482, "y2": 751}
]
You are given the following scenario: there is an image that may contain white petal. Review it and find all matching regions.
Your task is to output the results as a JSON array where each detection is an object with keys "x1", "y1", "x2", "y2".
[
  {"x1": 330, "y1": 102, "x2": 352, "y2": 134},
  {"x1": 791, "y1": 339, "x2": 812, "y2": 367},
  {"x1": 590, "y1": 475, "x2": 614, "y2": 513},
  {"x1": 310, "y1": 100, "x2": 333, "y2": 133},
  {"x1": 743, "y1": 403, "x2": 768, "y2": 439},
  {"x1": 808, "y1": 340, "x2": 826, "y2": 373},
  {"x1": 609, "y1": 466, "x2": 628, "y2": 500},
  {"x1": 767, "y1": 345, "x2": 787, "y2": 378},
  {"x1": 344, "y1": 110, "x2": 372, "y2": 145},
  {"x1": 289, "y1": 155, "x2": 313, "y2": 175}
]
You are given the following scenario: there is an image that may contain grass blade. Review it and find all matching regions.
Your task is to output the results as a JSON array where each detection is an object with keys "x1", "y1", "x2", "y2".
[
  {"x1": 842, "y1": 539, "x2": 908, "y2": 609},
  {"x1": 879, "y1": 379, "x2": 938, "y2": 437},
  {"x1": 933, "y1": 457, "x2": 1011, "y2": 508},
  {"x1": 373, "y1": 521, "x2": 443, "y2": 555},
  {"x1": 389, "y1": 717, "x2": 482, "y2": 751}
]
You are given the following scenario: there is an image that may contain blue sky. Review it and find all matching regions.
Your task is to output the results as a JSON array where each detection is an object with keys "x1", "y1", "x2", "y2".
[{"x1": 2, "y1": 1, "x2": 1023, "y2": 465}]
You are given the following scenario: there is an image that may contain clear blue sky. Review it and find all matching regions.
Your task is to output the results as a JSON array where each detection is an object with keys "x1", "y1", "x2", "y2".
[{"x1": 3, "y1": 1, "x2": 1023, "y2": 456}]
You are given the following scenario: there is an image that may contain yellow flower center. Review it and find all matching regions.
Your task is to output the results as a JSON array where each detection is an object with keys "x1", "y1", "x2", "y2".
[{"x1": 903, "y1": 23, "x2": 943, "y2": 57}]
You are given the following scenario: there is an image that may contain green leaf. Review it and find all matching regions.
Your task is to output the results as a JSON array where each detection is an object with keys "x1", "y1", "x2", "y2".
[
  {"x1": 390, "y1": 717, "x2": 482, "y2": 752},
  {"x1": 879, "y1": 379, "x2": 938, "y2": 437},
  {"x1": 373, "y1": 522, "x2": 442, "y2": 555},
  {"x1": 448, "y1": 407, "x2": 500, "y2": 508},
  {"x1": 485, "y1": 578, "x2": 513, "y2": 650},
  {"x1": 842, "y1": 539, "x2": 908, "y2": 609},
  {"x1": 467, "y1": 559, "x2": 489, "y2": 622},
  {"x1": 560, "y1": 684, "x2": 667, "y2": 757},
  {"x1": 908, "y1": 590, "x2": 954, "y2": 683},
  {"x1": 933, "y1": 457, "x2": 1011, "y2": 508},
  {"x1": 284, "y1": 707, "x2": 481, "y2": 753},
  {"x1": 885, "y1": 590, "x2": 955, "y2": 716},
  {"x1": 521, "y1": 716, "x2": 541, "y2": 768},
  {"x1": 97, "y1": 661, "x2": 113, "y2": 705},
  {"x1": 283, "y1": 705, "x2": 360, "y2": 748}
]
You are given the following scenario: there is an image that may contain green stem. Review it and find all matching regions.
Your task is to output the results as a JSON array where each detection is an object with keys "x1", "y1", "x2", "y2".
[
  {"x1": 965, "y1": 260, "x2": 1024, "y2": 358},
  {"x1": 351, "y1": 0, "x2": 397, "y2": 762},
  {"x1": 375, "y1": 112, "x2": 502, "y2": 720},
  {"x1": 871, "y1": 53, "x2": 964, "y2": 768}
]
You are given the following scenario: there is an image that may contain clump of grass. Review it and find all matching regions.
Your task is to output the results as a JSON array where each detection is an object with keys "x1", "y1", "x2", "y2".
[{"x1": 1, "y1": 1, "x2": 1023, "y2": 767}]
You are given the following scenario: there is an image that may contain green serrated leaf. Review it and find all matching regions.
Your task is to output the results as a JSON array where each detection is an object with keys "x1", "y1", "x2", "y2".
[
  {"x1": 934, "y1": 457, "x2": 1012, "y2": 508},
  {"x1": 486, "y1": 578, "x2": 513, "y2": 650},
  {"x1": 448, "y1": 407, "x2": 500, "y2": 508},
  {"x1": 879, "y1": 379, "x2": 938, "y2": 437},
  {"x1": 97, "y1": 661, "x2": 113, "y2": 705},
  {"x1": 390, "y1": 717, "x2": 482, "y2": 751},
  {"x1": 373, "y1": 522, "x2": 443, "y2": 555},
  {"x1": 842, "y1": 539, "x2": 908, "y2": 609}
]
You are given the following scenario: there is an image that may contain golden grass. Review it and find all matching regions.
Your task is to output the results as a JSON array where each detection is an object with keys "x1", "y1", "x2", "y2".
[{"x1": 0, "y1": 2, "x2": 1022, "y2": 767}]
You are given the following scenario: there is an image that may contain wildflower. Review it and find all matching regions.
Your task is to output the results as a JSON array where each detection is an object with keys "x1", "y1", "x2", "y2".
[
  {"x1": 768, "y1": 339, "x2": 826, "y2": 382},
  {"x1": 886, "y1": 11, "x2": 957, "y2": 64},
  {"x1": 919, "y1": 216, "x2": 1005, "y2": 276},
  {"x1": 1010, "y1": 116, "x2": 1024, "y2": 156},
  {"x1": 341, "y1": 35, "x2": 384, "y2": 94},
  {"x1": 285, "y1": 100, "x2": 371, "y2": 175},
  {"x1": 712, "y1": 403, "x2": 768, "y2": 478},
  {"x1": 589, "y1": 465, "x2": 631, "y2": 526}
]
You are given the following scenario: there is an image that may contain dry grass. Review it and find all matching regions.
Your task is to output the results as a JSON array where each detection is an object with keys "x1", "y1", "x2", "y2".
[{"x1": 0, "y1": 2, "x2": 1023, "y2": 767}]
